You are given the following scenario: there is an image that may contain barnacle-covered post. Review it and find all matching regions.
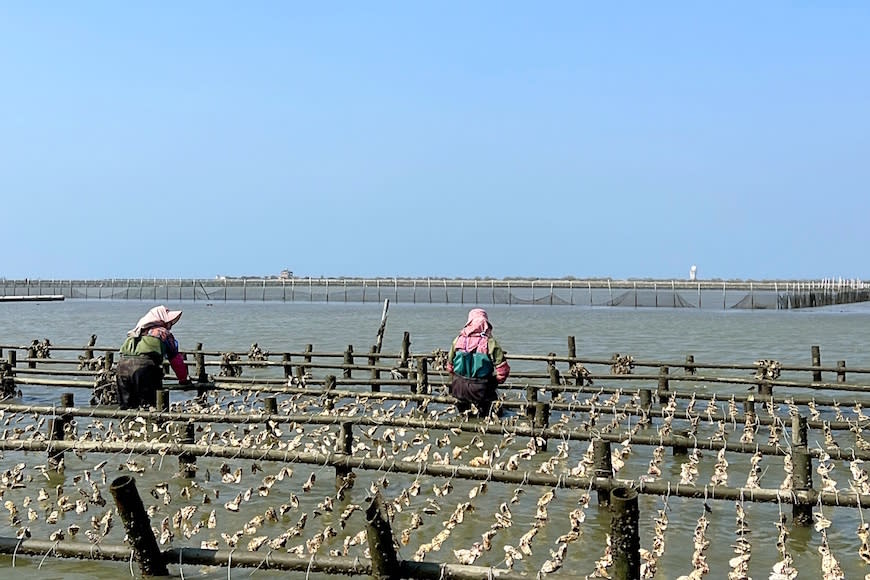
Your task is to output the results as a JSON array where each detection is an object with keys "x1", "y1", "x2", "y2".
[
  {"x1": 335, "y1": 421, "x2": 354, "y2": 492},
  {"x1": 610, "y1": 486, "x2": 640, "y2": 580},
  {"x1": 264, "y1": 396, "x2": 278, "y2": 414},
  {"x1": 110, "y1": 475, "x2": 169, "y2": 576},
  {"x1": 593, "y1": 439, "x2": 613, "y2": 506},
  {"x1": 792, "y1": 445, "x2": 813, "y2": 526},
  {"x1": 366, "y1": 491, "x2": 399, "y2": 580}
]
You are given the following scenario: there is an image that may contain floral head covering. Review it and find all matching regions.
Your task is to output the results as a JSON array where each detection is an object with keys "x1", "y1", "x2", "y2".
[{"x1": 128, "y1": 305, "x2": 183, "y2": 337}]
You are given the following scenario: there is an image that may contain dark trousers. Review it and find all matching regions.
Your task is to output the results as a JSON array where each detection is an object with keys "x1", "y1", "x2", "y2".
[
  {"x1": 116, "y1": 355, "x2": 162, "y2": 410},
  {"x1": 449, "y1": 375, "x2": 498, "y2": 417}
]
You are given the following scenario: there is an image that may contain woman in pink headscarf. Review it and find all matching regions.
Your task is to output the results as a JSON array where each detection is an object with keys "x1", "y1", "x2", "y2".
[
  {"x1": 446, "y1": 308, "x2": 510, "y2": 416},
  {"x1": 116, "y1": 305, "x2": 190, "y2": 409}
]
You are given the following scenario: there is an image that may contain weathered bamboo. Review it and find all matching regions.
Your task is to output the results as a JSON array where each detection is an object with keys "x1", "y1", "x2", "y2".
[{"x1": 0, "y1": 535, "x2": 525, "y2": 579}]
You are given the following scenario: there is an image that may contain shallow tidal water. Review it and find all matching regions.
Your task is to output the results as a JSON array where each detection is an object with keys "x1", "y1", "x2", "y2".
[{"x1": 0, "y1": 299, "x2": 869, "y2": 579}]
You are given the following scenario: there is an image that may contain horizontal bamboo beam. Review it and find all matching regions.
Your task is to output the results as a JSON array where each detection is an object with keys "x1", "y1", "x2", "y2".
[
  {"x1": 0, "y1": 536, "x2": 525, "y2": 579},
  {"x1": 1, "y1": 436, "x2": 867, "y2": 509}
]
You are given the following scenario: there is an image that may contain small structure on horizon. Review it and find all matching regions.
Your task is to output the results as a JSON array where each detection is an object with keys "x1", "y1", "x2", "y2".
[{"x1": 689, "y1": 265, "x2": 697, "y2": 281}]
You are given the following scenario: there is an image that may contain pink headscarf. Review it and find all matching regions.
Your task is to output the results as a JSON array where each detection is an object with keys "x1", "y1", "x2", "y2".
[
  {"x1": 456, "y1": 308, "x2": 491, "y2": 353},
  {"x1": 128, "y1": 305, "x2": 183, "y2": 337}
]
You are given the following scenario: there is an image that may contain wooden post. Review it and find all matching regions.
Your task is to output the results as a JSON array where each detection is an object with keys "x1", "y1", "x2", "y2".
[
  {"x1": 548, "y1": 359, "x2": 561, "y2": 386},
  {"x1": 792, "y1": 414, "x2": 808, "y2": 447},
  {"x1": 610, "y1": 486, "x2": 640, "y2": 580},
  {"x1": 365, "y1": 491, "x2": 399, "y2": 580},
  {"x1": 335, "y1": 421, "x2": 354, "y2": 492},
  {"x1": 759, "y1": 380, "x2": 773, "y2": 397},
  {"x1": 534, "y1": 402, "x2": 550, "y2": 451},
  {"x1": 299, "y1": 344, "x2": 313, "y2": 379},
  {"x1": 323, "y1": 375, "x2": 336, "y2": 411},
  {"x1": 657, "y1": 366, "x2": 669, "y2": 396},
  {"x1": 672, "y1": 429, "x2": 690, "y2": 457},
  {"x1": 6, "y1": 350, "x2": 15, "y2": 367},
  {"x1": 110, "y1": 475, "x2": 169, "y2": 576},
  {"x1": 593, "y1": 439, "x2": 613, "y2": 506},
  {"x1": 84, "y1": 334, "x2": 97, "y2": 361},
  {"x1": 194, "y1": 343, "x2": 208, "y2": 383},
  {"x1": 369, "y1": 345, "x2": 381, "y2": 393},
  {"x1": 639, "y1": 389, "x2": 652, "y2": 412},
  {"x1": 415, "y1": 356, "x2": 428, "y2": 395},
  {"x1": 568, "y1": 336, "x2": 576, "y2": 360},
  {"x1": 179, "y1": 422, "x2": 196, "y2": 478},
  {"x1": 282, "y1": 353, "x2": 293, "y2": 381},
  {"x1": 104, "y1": 351, "x2": 114, "y2": 371},
  {"x1": 155, "y1": 389, "x2": 169, "y2": 413},
  {"x1": 684, "y1": 354, "x2": 696, "y2": 375},
  {"x1": 26, "y1": 344, "x2": 36, "y2": 369},
  {"x1": 400, "y1": 332, "x2": 411, "y2": 378},
  {"x1": 837, "y1": 360, "x2": 846, "y2": 383},
  {"x1": 744, "y1": 397, "x2": 756, "y2": 420},
  {"x1": 525, "y1": 386, "x2": 538, "y2": 419},
  {"x1": 264, "y1": 396, "x2": 278, "y2": 414},
  {"x1": 792, "y1": 446, "x2": 813, "y2": 526},
  {"x1": 343, "y1": 345, "x2": 354, "y2": 379},
  {"x1": 811, "y1": 346, "x2": 822, "y2": 382}
]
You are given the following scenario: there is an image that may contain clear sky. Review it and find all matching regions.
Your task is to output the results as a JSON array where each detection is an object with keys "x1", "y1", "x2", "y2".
[{"x1": 1, "y1": 2, "x2": 867, "y2": 281}]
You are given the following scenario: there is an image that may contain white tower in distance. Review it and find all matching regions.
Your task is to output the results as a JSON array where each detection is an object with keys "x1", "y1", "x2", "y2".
[{"x1": 689, "y1": 265, "x2": 697, "y2": 281}]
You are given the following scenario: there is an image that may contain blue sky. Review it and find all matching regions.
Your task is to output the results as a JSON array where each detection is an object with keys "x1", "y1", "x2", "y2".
[{"x1": 1, "y1": 2, "x2": 867, "y2": 281}]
